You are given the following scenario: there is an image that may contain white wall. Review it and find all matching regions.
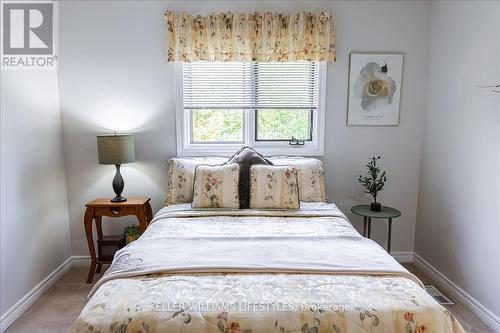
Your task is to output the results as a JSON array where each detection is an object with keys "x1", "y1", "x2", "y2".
[
  {"x1": 1, "y1": 0, "x2": 498, "y2": 329},
  {"x1": 0, "y1": 70, "x2": 71, "y2": 319},
  {"x1": 57, "y1": 0, "x2": 431, "y2": 256},
  {"x1": 415, "y1": 0, "x2": 500, "y2": 320}
]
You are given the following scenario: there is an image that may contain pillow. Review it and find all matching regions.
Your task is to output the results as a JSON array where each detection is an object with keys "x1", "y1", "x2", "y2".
[
  {"x1": 225, "y1": 146, "x2": 272, "y2": 208},
  {"x1": 268, "y1": 156, "x2": 326, "y2": 202},
  {"x1": 192, "y1": 163, "x2": 240, "y2": 208},
  {"x1": 166, "y1": 157, "x2": 227, "y2": 205},
  {"x1": 249, "y1": 165, "x2": 300, "y2": 210}
]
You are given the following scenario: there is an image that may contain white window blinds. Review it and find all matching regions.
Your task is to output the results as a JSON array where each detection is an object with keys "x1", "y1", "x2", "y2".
[{"x1": 182, "y1": 61, "x2": 319, "y2": 109}]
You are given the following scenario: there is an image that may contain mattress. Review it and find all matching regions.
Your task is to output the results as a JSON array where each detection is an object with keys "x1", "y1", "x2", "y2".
[{"x1": 71, "y1": 203, "x2": 465, "y2": 333}]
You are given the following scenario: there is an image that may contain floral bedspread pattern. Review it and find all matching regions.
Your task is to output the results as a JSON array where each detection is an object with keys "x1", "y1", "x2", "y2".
[{"x1": 71, "y1": 204, "x2": 465, "y2": 333}]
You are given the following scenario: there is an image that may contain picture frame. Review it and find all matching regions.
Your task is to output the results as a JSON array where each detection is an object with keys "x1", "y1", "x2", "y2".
[{"x1": 347, "y1": 52, "x2": 404, "y2": 126}]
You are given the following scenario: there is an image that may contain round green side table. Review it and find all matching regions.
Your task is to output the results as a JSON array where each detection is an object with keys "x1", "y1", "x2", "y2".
[{"x1": 351, "y1": 204, "x2": 401, "y2": 253}]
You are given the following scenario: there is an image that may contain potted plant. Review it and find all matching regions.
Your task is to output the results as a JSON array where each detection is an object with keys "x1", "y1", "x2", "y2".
[
  {"x1": 358, "y1": 156, "x2": 387, "y2": 212},
  {"x1": 124, "y1": 225, "x2": 140, "y2": 244}
]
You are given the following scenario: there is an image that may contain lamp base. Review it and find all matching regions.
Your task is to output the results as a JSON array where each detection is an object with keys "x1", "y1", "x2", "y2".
[
  {"x1": 111, "y1": 164, "x2": 127, "y2": 203},
  {"x1": 111, "y1": 196, "x2": 127, "y2": 203}
]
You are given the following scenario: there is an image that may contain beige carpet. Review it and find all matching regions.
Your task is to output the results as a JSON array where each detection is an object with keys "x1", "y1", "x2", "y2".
[
  {"x1": 5, "y1": 265, "x2": 98, "y2": 333},
  {"x1": 5, "y1": 264, "x2": 494, "y2": 333}
]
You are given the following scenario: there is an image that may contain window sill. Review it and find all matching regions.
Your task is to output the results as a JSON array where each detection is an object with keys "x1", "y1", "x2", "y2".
[{"x1": 177, "y1": 144, "x2": 323, "y2": 157}]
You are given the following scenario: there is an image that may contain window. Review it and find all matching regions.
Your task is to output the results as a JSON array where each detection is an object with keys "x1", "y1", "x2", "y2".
[{"x1": 176, "y1": 61, "x2": 326, "y2": 156}]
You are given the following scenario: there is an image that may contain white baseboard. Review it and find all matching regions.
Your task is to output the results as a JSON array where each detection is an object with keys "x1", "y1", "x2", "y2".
[
  {"x1": 71, "y1": 255, "x2": 91, "y2": 265},
  {"x1": 0, "y1": 255, "x2": 92, "y2": 332},
  {"x1": 0, "y1": 257, "x2": 73, "y2": 332},
  {"x1": 2, "y1": 253, "x2": 499, "y2": 333},
  {"x1": 413, "y1": 253, "x2": 500, "y2": 332},
  {"x1": 391, "y1": 251, "x2": 414, "y2": 263}
]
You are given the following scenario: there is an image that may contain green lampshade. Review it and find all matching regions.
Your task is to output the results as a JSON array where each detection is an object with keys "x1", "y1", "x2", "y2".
[{"x1": 96, "y1": 134, "x2": 135, "y2": 165}]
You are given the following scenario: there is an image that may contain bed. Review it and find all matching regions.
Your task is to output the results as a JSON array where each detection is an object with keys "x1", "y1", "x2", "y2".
[
  {"x1": 71, "y1": 201, "x2": 465, "y2": 333},
  {"x1": 72, "y1": 152, "x2": 465, "y2": 333}
]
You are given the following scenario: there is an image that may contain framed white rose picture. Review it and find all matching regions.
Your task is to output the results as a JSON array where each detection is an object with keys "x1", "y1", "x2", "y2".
[{"x1": 347, "y1": 52, "x2": 403, "y2": 126}]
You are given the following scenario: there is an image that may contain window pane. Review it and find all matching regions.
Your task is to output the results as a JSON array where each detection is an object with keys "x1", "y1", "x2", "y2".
[
  {"x1": 256, "y1": 109, "x2": 311, "y2": 141},
  {"x1": 191, "y1": 109, "x2": 243, "y2": 142}
]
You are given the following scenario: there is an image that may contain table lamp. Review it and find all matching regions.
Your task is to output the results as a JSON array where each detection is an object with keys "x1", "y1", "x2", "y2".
[{"x1": 96, "y1": 134, "x2": 135, "y2": 202}]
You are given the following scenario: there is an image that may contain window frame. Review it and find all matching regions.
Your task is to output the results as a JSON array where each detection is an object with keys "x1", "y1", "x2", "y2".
[{"x1": 175, "y1": 61, "x2": 326, "y2": 156}]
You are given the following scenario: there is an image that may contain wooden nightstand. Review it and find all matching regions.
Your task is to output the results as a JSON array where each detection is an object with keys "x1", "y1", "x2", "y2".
[{"x1": 84, "y1": 197, "x2": 153, "y2": 283}]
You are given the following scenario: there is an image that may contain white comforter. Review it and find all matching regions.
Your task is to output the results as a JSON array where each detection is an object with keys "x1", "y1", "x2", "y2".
[
  {"x1": 71, "y1": 203, "x2": 465, "y2": 333},
  {"x1": 90, "y1": 202, "x2": 420, "y2": 297}
]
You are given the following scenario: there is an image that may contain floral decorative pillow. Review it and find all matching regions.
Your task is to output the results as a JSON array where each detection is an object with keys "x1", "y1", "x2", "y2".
[
  {"x1": 192, "y1": 164, "x2": 240, "y2": 209},
  {"x1": 166, "y1": 157, "x2": 227, "y2": 205},
  {"x1": 249, "y1": 165, "x2": 300, "y2": 209},
  {"x1": 268, "y1": 157, "x2": 326, "y2": 202}
]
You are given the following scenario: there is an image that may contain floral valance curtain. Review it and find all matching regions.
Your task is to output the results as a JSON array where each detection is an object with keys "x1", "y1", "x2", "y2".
[{"x1": 164, "y1": 11, "x2": 335, "y2": 62}]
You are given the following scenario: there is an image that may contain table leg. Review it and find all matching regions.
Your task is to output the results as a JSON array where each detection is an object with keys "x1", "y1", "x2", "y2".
[
  {"x1": 84, "y1": 207, "x2": 96, "y2": 283},
  {"x1": 95, "y1": 216, "x2": 103, "y2": 239},
  {"x1": 94, "y1": 215, "x2": 103, "y2": 273},
  {"x1": 367, "y1": 218, "x2": 371, "y2": 238},
  {"x1": 363, "y1": 217, "x2": 367, "y2": 237},
  {"x1": 137, "y1": 206, "x2": 148, "y2": 234},
  {"x1": 387, "y1": 218, "x2": 392, "y2": 253},
  {"x1": 146, "y1": 202, "x2": 153, "y2": 226}
]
